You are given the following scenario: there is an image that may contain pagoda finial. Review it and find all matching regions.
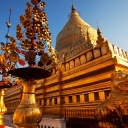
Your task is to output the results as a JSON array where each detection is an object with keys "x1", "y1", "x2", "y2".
[
  {"x1": 72, "y1": 0, "x2": 76, "y2": 11},
  {"x1": 97, "y1": 21, "x2": 99, "y2": 29},
  {"x1": 72, "y1": 0, "x2": 74, "y2": 4},
  {"x1": 96, "y1": 21, "x2": 102, "y2": 35}
]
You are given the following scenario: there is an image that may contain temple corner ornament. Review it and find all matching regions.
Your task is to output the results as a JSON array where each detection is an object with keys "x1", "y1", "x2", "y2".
[{"x1": 96, "y1": 70, "x2": 128, "y2": 128}]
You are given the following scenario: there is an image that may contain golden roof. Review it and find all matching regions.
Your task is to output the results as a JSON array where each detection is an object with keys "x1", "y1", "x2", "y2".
[{"x1": 56, "y1": 4, "x2": 97, "y2": 51}]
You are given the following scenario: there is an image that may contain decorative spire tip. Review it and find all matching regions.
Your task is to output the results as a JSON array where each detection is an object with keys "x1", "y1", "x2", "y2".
[
  {"x1": 97, "y1": 21, "x2": 99, "y2": 29},
  {"x1": 71, "y1": 0, "x2": 75, "y2": 11}
]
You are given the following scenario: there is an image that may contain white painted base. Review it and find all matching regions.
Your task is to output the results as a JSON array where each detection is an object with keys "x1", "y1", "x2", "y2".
[
  {"x1": 39, "y1": 117, "x2": 66, "y2": 128},
  {"x1": 4, "y1": 115, "x2": 15, "y2": 128}
]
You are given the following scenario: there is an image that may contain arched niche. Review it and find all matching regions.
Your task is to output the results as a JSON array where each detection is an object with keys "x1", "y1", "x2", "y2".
[
  {"x1": 80, "y1": 55, "x2": 86, "y2": 64},
  {"x1": 86, "y1": 51, "x2": 93, "y2": 62},
  {"x1": 75, "y1": 58, "x2": 80, "y2": 67},
  {"x1": 66, "y1": 62, "x2": 70, "y2": 71},
  {"x1": 93, "y1": 49, "x2": 101, "y2": 59},
  {"x1": 101, "y1": 42, "x2": 109, "y2": 56},
  {"x1": 70, "y1": 60, "x2": 75, "y2": 69}
]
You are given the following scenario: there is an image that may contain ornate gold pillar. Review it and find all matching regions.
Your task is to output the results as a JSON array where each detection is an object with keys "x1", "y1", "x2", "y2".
[
  {"x1": 0, "y1": 89, "x2": 7, "y2": 128},
  {"x1": 13, "y1": 80, "x2": 42, "y2": 128}
]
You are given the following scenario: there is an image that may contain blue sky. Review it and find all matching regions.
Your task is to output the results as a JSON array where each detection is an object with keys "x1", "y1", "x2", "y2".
[{"x1": 0, "y1": 0, "x2": 128, "y2": 51}]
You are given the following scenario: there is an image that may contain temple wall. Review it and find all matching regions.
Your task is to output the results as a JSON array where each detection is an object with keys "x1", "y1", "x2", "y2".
[{"x1": 4, "y1": 41, "x2": 128, "y2": 116}]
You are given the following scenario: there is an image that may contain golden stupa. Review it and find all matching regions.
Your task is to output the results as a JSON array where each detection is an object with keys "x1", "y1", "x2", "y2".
[{"x1": 3, "y1": 2, "x2": 128, "y2": 128}]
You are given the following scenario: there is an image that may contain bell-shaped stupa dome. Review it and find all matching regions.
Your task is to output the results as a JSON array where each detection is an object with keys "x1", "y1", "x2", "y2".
[{"x1": 56, "y1": 4, "x2": 97, "y2": 52}]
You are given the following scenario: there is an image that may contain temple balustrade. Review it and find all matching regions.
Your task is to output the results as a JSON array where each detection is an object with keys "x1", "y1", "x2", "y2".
[{"x1": 58, "y1": 41, "x2": 128, "y2": 72}]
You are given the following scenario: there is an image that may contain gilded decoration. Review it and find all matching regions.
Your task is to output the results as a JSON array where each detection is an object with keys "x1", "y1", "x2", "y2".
[
  {"x1": 96, "y1": 28, "x2": 106, "y2": 45},
  {"x1": 3, "y1": 0, "x2": 58, "y2": 127},
  {"x1": 0, "y1": 8, "x2": 18, "y2": 128},
  {"x1": 0, "y1": 90, "x2": 7, "y2": 127},
  {"x1": 13, "y1": 80, "x2": 42, "y2": 128},
  {"x1": 96, "y1": 70, "x2": 128, "y2": 127},
  {"x1": 0, "y1": 55, "x2": 5, "y2": 69},
  {"x1": 2, "y1": 1, "x2": 128, "y2": 128}
]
